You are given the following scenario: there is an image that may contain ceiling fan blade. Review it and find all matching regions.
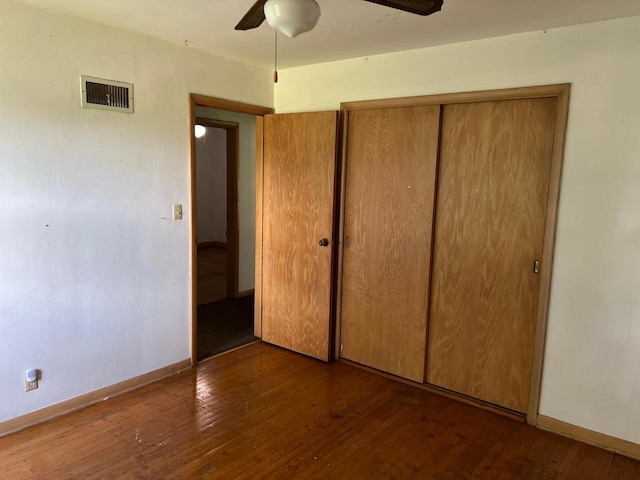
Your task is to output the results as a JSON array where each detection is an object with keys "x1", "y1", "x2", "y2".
[
  {"x1": 235, "y1": 0, "x2": 269, "y2": 31},
  {"x1": 363, "y1": 0, "x2": 443, "y2": 16}
]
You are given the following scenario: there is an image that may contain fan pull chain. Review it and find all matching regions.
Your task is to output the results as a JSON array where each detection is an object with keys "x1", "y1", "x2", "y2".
[{"x1": 273, "y1": 30, "x2": 278, "y2": 83}]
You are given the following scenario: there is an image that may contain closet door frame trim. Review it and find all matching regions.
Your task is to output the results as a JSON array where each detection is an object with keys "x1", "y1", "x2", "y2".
[{"x1": 337, "y1": 84, "x2": 571, "y2": 425}]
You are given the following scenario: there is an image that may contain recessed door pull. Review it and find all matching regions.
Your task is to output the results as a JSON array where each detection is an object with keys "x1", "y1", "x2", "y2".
[
  {"x1": 345, "y1": 236, "x2": 350, "y2": 247},
  {"x1": 533, "y1": 260, "x2": 540, "y2": 274}
]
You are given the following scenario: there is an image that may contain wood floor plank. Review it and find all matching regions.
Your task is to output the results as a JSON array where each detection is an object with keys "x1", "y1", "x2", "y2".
[
  {"x1": 280, "y1": 382, "x2": 435, "y2": 479},
  {"x1": 535, "y1": 437, "x2": 576, "y2": 480},
  {"x1": 607, "y1": 453, "x2": 640, "y2": 479},
  {"x1": 437, "y1": 414, "x2": 513, "y2": 478},
  {"x1": 561, "y1": 443, "x2": 616, "y2": 480},
  {"x1": 0, "y1": 342, "x2": 637, "y2": 479},
  {"x1": 411, "y1": 402, "x2": 495, "y2": 477}
]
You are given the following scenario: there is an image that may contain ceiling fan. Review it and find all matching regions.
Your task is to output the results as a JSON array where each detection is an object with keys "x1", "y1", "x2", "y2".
[{"x1": 236, "y1": 0, "x2": 444, "y2": 38}]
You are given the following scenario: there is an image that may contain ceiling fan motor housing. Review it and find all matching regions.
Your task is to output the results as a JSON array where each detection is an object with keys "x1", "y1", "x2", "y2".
[{"x1": 264, "y1": 0, "x2": 321, "y2": 38}]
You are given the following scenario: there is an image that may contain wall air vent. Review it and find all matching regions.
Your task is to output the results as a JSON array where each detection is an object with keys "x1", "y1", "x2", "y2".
[{"x1": 80, "y1": 76, "x2": 134, "y2": 113}]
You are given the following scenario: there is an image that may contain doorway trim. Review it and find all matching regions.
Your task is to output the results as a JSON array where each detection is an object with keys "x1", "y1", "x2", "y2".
[
  {"x1": 189, "y1": 94, "x2": 273, "y2": 366},
  {"x1": 337, "y1": 84, "x2": 571, "y2": 426},
  {"x1": 195, "y1": 118, "x2": 240, "y2": 300}
]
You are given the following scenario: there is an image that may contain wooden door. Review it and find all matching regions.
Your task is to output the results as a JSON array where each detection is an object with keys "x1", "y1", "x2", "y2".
[
  {"x1": 262, "y1": 111, "x2": 338, "y2": 361},
  {"x1": 340, "y1": 106, "x2": 441, "y2": 382},
  {"x1": 426, "y1": 98, "x2": 557, "y2": 412}
]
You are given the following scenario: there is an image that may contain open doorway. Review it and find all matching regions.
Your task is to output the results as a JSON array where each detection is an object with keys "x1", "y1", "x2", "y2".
[
  {"x1": 195, "y1": 119, "x2": 238, "y2": 304},
  {"x1": 193, "y1": 111, "x2": 258, "y2": 361},
  {"x1": 189, "y1": 94, "x2": 273, "y2": 365}
]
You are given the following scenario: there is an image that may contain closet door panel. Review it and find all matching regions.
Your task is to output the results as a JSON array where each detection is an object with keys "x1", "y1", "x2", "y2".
[
  {"x1": 426, "y1": 98, "x2": 557, "y2": 412},
  {"x1": 341, "y1": 106, "x2": 440, "y2": 382},
  {"x1": 262, "y1": 111, "x2": 338, "y2": 362}
]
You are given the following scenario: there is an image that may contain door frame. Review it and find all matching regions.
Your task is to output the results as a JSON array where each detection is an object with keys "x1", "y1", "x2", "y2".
[
  {"x1": 336, "y1": 84, "x2": 571, "y2": 425},
  {"x1": 189, "y1": 94, "x2": 273, "y2": 366},
  {"x1": 194, "y1": 117, "x2": 240, "y2": 300}
]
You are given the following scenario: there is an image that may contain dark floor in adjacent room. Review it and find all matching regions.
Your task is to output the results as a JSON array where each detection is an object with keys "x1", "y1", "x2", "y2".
[
  {"x1": 197, "y1": 295, "x2": 258, "y2": 361},
  {"x1": 196, "y1": 244, "x2": 258, "y2": 360}
]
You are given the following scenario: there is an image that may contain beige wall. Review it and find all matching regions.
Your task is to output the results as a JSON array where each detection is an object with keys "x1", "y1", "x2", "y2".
[
  {"x1": 0, "y1": 0, "x2": 271, "y2": 423},
  {"x1": 275, "y1": 16, "x2": 640, "y2": 445}
]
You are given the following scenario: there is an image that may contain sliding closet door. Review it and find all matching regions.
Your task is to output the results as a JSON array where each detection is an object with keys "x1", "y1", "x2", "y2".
[
  {"x1": 262, "y1": 112, "x2": 338, "y2": 361},
  {"x1": 426, "y1": 98, "x2": 557, "y2": 412},
  {"x1": 340, "y1": 106, "x2": 440, "y2": 382}
]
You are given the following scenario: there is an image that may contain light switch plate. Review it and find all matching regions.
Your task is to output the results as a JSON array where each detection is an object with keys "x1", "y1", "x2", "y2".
[{"x1": 173, "y1": 204, "x2": 182, "y2": 220}]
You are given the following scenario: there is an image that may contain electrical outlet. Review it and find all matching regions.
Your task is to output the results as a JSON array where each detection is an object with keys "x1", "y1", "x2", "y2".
[{"x1": 25, "y1": 368, "x2": 38, "y2": 392}]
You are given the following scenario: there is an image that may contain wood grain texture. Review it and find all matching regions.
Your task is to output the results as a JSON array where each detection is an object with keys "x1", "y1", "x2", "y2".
[
  {"x1": 333, "y1": 106, "x2": 350, "y2": 359},
  {"x1": 196, "y1": 245, "x2": 226, "y2": 305},
  {"x1": 1, "y1": 343, "x2": 637, "y2": 479},
  {"x1": 190, "y1": 93, "x2": 273, "y2": 116},
  {"x1": 254, "y1": 115, "x2": 264, "y2": 338},
  {"x1": 538, "y1": 415, "x2": 640, "y2": 462},
  {"x1": 427, "y1": 98, "x2": 557, "y2": 412},
  {"x1": 528, "y1": 84, "x2": 571, "y2": 423},
  {"x1": 262, "y1": 111, "x2": 338, "y2": 361},
  {"x1": 0, "y1": 360, "x2": 190, "y2": 438},
  {"x1": 340, "y1": 106, "x2": 441, "y2": 382},
  {"x1": 189, "y1": 95, "x2": 198, "y2": 365},
  {"x1": 341, "y1": 83, "x2": 570, "y2": 111},
  {"x1": 196, "y1": 241, "x2": 227, "y2": 248},
  {"x1": 340, "y1": 358, "x2": 526, "y2": 423}
]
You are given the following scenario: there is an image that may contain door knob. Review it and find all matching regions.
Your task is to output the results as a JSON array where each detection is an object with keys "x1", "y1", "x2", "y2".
[{"x1": 318, "y1": 238, "x2": 329, "y2": 247}]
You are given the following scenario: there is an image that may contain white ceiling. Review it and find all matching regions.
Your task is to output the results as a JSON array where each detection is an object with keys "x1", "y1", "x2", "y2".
[{"x1": 16, "y1": 0, "x2": 640, "y2": 68}]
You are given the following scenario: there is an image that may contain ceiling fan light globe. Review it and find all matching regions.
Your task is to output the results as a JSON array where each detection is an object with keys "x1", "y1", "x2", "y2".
[
  {"x1": 264, "y1": 0, "x2": 321, "y2": 38},
  {"x1": 194, "y1": 124, "x2": 206, "y2": 138}
]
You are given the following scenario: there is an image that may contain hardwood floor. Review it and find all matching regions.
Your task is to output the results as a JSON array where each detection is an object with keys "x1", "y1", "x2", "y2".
[{"x1": 1, "y1": 342, "x2": 638, "y2": 479}]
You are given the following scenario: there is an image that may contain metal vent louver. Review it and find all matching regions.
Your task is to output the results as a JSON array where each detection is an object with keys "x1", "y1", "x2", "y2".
[{"x1": 80, "y1": 76, "x2": 134, "y2": 113}]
